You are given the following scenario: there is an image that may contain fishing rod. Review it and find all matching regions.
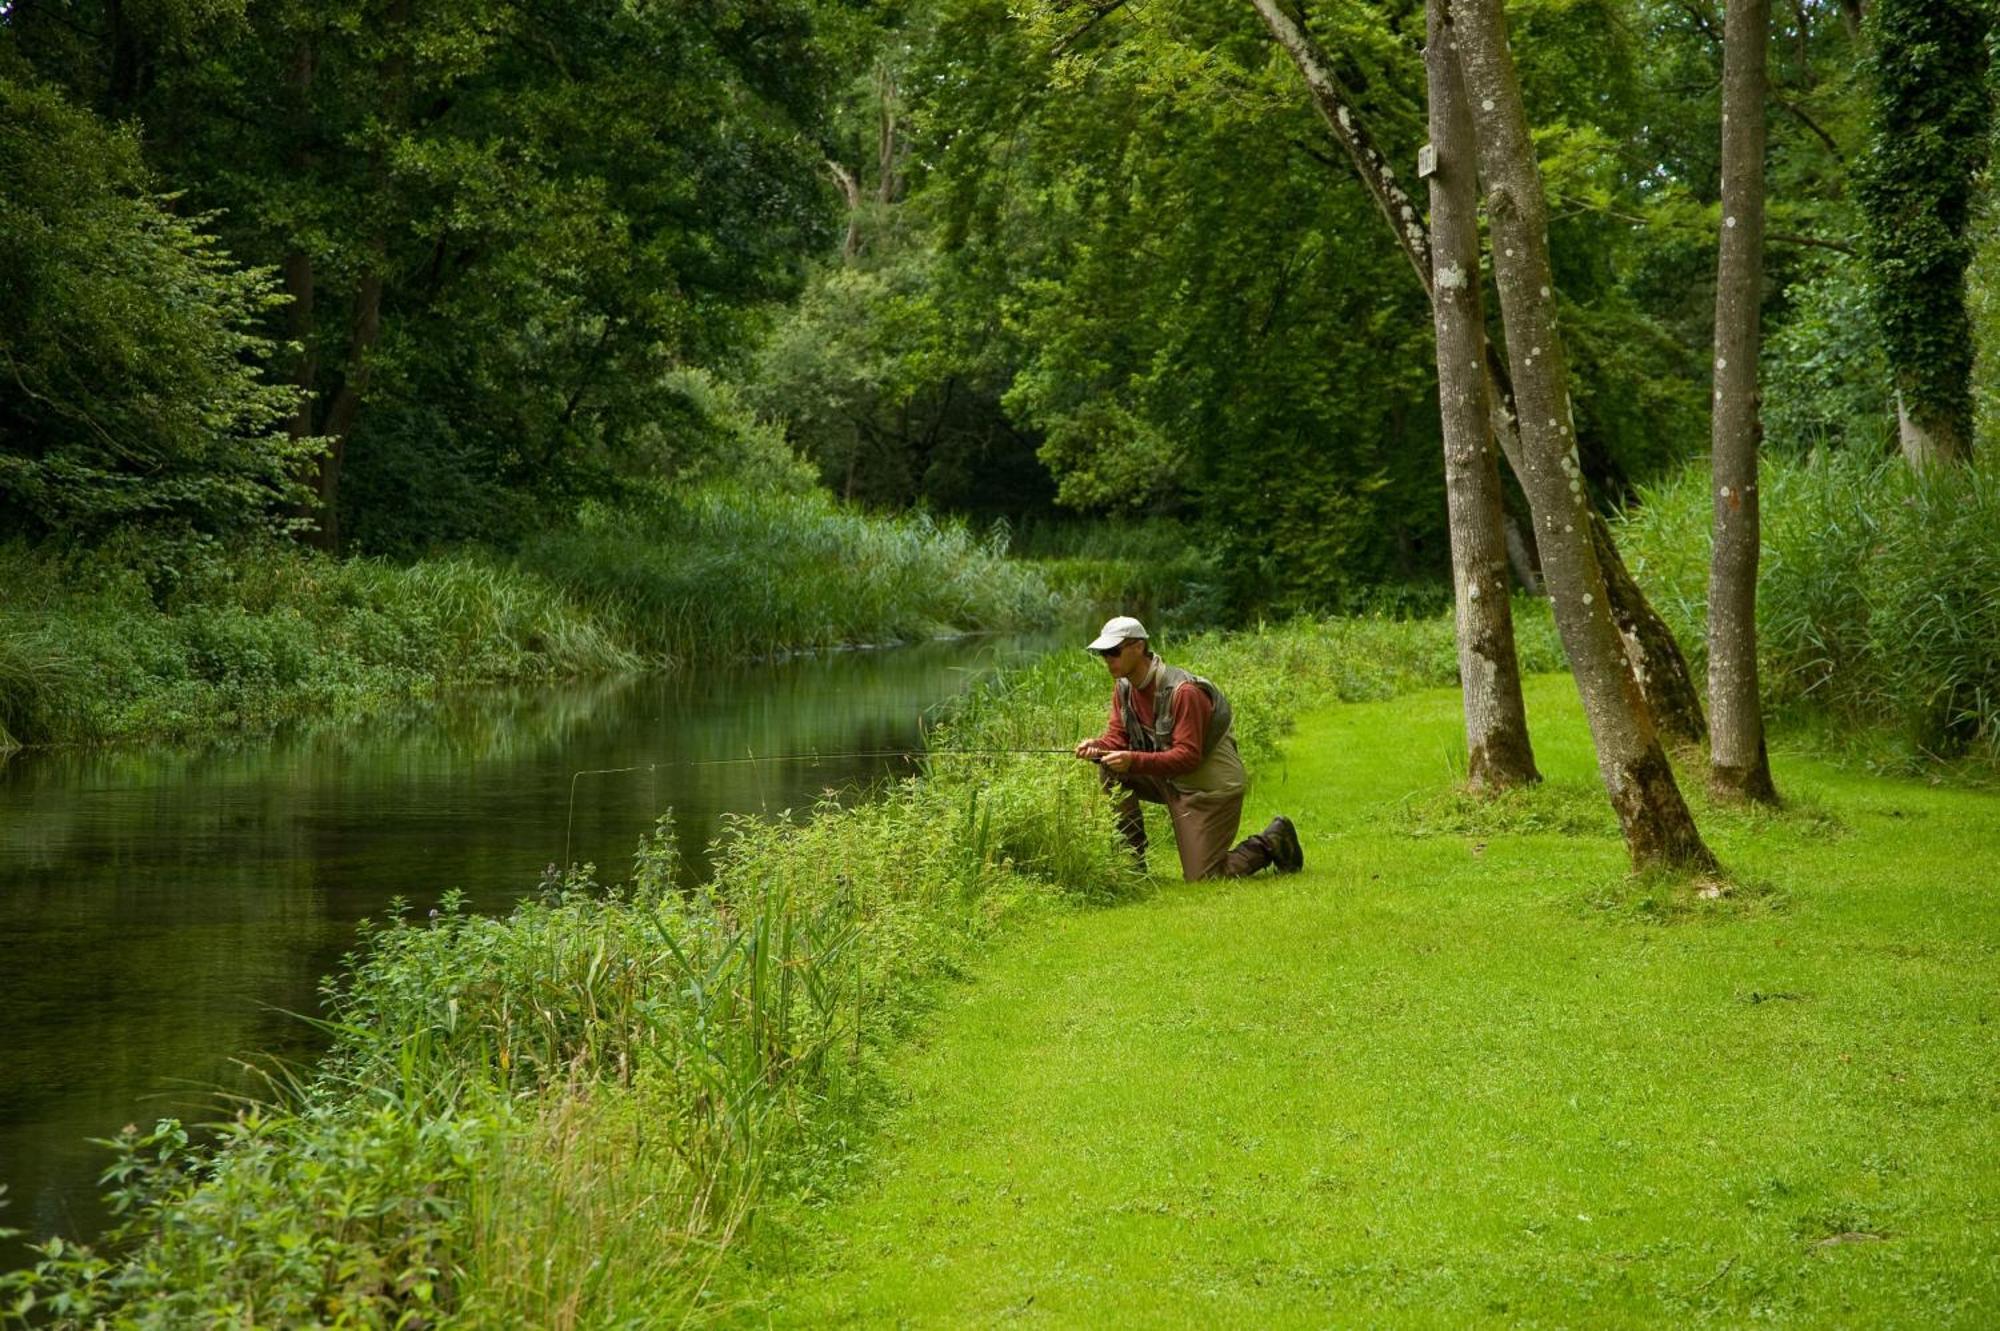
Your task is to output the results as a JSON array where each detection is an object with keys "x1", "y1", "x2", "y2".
[{"x1": 561, "y1": 745, "x2": 1085, "y2": 866}]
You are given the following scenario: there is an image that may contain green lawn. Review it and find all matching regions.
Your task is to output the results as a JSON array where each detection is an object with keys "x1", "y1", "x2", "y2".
[{"x1": 718, "y1": 674, "x2": 2000, "y2": 1327}]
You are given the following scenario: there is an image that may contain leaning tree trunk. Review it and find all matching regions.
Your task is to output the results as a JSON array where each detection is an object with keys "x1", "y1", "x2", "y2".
[
  {"x1": 1426, "y1": 0, "x2": 1539, "y2": 791},
  {"x1": 1449, "y1": 0, "x2": 1717, "y2": 872},
  {"x1": 1708, "y1": 0, "x2": 1781, "y2": 803},
  {"x1": 1248, "y1": 0, "x2": 1707, "y2": 746}
]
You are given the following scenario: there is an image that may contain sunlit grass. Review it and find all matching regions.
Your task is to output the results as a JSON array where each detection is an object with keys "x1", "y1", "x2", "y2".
[{"x1": 722, "y1": 674, "x2": 2000, "y2": 1326}]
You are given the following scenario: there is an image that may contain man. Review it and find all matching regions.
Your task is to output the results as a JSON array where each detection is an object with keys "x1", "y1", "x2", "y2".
[{"x1": 1074, "y1": 615, "x2": 1304, "y2": 881}]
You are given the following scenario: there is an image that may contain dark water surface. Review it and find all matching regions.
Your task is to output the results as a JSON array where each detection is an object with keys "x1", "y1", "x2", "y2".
[{"x1": 0, "y1": 634, "x2": 1057, "y2": 1264}]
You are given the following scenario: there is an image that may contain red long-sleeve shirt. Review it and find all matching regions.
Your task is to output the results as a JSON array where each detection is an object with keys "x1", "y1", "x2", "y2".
[{"x1": 1094, "y1": 675, "x2": 1214, "y2": 779}]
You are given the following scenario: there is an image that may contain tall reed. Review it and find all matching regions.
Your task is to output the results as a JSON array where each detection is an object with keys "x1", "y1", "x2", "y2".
[{"x1": 1618, "y1": 450, "x2": 2000, "y2": 763}]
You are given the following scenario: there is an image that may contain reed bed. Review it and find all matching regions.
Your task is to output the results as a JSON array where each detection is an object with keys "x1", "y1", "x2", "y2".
[
  {"x1": 0, "y1": 485, "x2": 1064, "y2": 747},
  {"x1": 517, "y1": 483, "x2": 1059, "y2": 664},
  {"x1": 1618, "y1": 450, "x2": 2000, "y2": 765}
]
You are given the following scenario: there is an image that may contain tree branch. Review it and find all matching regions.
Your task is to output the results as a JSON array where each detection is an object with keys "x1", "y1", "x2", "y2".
[{"x1": 1049, "y1": 0, "x2": 1131, "y2": 57}]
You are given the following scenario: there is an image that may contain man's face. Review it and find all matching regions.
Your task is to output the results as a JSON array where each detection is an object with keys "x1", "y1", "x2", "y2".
[{"x1": 1096, "y1": 638, "x2": 1147, "y2": 681}]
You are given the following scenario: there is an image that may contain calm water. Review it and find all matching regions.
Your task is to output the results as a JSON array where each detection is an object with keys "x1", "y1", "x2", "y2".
[{"x1": 0, "y1": 634, "x2": 1058, "y2": 1263}]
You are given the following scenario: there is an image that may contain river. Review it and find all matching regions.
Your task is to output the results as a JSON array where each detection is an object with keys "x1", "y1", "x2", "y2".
[{"x1": 0, "y1": 633, "x2": 1058, "y2": 1266}]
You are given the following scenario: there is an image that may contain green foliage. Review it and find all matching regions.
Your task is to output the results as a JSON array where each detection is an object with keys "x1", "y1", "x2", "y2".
[
  {"x1": 1009, "y1": 518, "x2": 1234, "y2": 627},
  {"x1": 1620, "y1": 451, "x2": 2000, "y2": 763},
  {"x1": 4, "y1": 0, "x2": 844, "y2": 553},
  {"x1": 0, "y1": 486, "x2": 1067, "y2": 746},
  {"x1": 1763, "y1": 260, "x2": 1897, "y2": 455},
  {"x1": 1856, "y1": 0, "x2": 1993, "y2": 443},
  {"x1": 0, "y1": 539, "x2": 637, "y2": 745},
  {"x1": 0, "y1": 74, "x2": 312, "y2": 544},
  {"x1": 748, "y1": 247, "x2": 1050, "y2": 516},
  {"x1": 517, "y1": 483, "x2": 1059, "y2": 665}
]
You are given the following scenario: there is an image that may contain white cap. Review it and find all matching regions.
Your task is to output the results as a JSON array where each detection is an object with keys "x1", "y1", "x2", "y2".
[{"x1": 1086, "y1": 615, "x2": 1149, "y2": 652}]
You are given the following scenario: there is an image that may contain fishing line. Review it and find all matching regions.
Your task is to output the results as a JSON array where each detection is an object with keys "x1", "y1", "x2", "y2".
[{"x1": 561, "y1": 746, "x2": 1079, "y2": 866}]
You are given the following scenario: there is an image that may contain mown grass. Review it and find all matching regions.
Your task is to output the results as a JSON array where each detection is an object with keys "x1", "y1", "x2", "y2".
[
  {"x1": 1619, "y1": 450, "x2": 2000, "y2": 770},
  {"x1": 0, "y1": 485, "x2": 1063, "y2": 748},
  {"x1": 719, "y1": 673, "x2": 2000, "y2": 1328}
]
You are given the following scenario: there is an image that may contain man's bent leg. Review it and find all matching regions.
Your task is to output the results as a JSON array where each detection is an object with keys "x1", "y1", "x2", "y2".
[
  {"x1": 1101, "y1": 769, "x2": 1170, "y2": 872},
  {"x1": 1165, "y1": 789, "x2": 1244, "y2": 881},
  {"x1": 1214, "y1": 816, "x2": 1303, "y2": 878}
]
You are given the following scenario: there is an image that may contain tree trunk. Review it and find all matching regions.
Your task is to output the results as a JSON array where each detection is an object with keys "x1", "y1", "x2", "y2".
[
  {"x1": 827, "y1": 159, "x2": 864, "y2": 260},
  {"x1": 1427, "y1": 0, "x2": 1539, "y2": 791},
  {"x1": 1250, "y1": 0, "x2": 1708, "y2": 744},
  {"x1": 1896, "y1": 390, "x2": 1972, "y2": 467},
  {"x1": 1449, "y1": 0, "x2": 1717, "y2": 872},
  {"x1": 1591, "y1": 511, "x2": 1706, "y2": 746},
  {"x1": 1247, "y1": 0, "x2": 1434, "y2": 294},
  {"x1": 1709, "y1": 0, "x2": 1781, "y2": 803},
  {"x1": 311, "y1": 263, "x2": 384, "y2": 553}
]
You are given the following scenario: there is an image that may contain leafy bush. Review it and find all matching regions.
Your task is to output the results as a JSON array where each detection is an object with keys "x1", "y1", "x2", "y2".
[
  {"x1": 1763, "y1": 263, "x2": 1897, "y2": 456},
  {"x1": 0, "y1": 75, "x2": 311, "y2": 546},
  {"x1": 1619, "y1": 451, "x2": 2000, "y2": 762}
]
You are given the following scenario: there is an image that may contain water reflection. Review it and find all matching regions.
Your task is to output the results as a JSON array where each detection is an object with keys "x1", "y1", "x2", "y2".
[{"x1": 0, "y1": 633, "x2": 1057, "y2": 1263}]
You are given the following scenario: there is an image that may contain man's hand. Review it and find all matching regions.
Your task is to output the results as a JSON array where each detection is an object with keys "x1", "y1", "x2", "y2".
[
  {"x1": 1074, "y1": 740, "x2": 1104, "y2": 761},
  {"x1": 1099, "y1": 751, "x2": 1134, "y2": 774}
]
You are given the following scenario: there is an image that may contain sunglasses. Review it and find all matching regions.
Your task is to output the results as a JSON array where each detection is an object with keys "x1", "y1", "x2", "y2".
[{"x1": 1094, "y1": 642, "x2": 1131, "y2": 658}]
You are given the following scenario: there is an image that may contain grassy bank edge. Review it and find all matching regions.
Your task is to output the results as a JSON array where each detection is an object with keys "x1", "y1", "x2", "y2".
[
  {"x1": 0, "y1": 613, "x2": 1567, "y2": 1326},
  {"x1": 0, "y1": 486, "x2": 1066, "y2": 751}
]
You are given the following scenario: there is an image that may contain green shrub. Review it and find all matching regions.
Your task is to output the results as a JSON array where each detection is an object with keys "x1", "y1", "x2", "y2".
[
  {"x1": 0, "y1": 76, "x2": 311, "y2": 546},
  {"x1": 1619, "y1": 451, "x2": 2000, "y2": 763}
]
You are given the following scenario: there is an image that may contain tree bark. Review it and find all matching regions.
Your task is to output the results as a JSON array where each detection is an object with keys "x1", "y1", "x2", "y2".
[
  {"x1": 827, "y1": 159, "x2": 864, "y2": 260},
  {"x1": 1248, "y1": 0, "x2": 1434, "y2": 295},
  {"x1": 1427, "y1": 0, "x2": 1539, "y2": 791},
  {"x1": 311, "y1": 262, "x2": 384, "y2": 553},
  {"x1": 1250, "y1": 0, "x2": 1708, "y2": 745},
  {"x1": 1449, "y1": 0, "x2": 1717, "y2": 872},
  {"x1": 1895, "y1": 391, "x2": 1972, "y2": 467},
  {"x1": 1708, "y1": 0, "x2": 1781, "y2": 803}
]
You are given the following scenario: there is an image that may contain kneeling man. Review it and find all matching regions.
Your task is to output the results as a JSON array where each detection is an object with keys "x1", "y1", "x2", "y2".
[{"x1": 1073, "y1": 616, "x2": 1303, "y2": 880}]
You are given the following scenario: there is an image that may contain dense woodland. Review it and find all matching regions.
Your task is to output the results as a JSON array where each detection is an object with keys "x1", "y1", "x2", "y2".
[
  {"x1": 6, "y1": 2, "x2": 2000, "y2": 1322},
  {"x1": 3, "y1": 0, "x2": 1986, "y2": 552},
  {"x1": 1, "y1": 0, "x2": 1997, "y2": 771}
]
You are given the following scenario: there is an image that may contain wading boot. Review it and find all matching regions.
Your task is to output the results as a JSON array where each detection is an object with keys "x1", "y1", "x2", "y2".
[{"x1": 1263, "y1": 815, "x2": 1304, "y2": 874}]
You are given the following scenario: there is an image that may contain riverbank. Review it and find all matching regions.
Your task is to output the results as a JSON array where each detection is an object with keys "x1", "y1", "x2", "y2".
[
  {"x1": 725, "y1": 675, "x2": 2000, "y2": 1326},
  {"x1": 0, "y1": 615, "x2": 1545, "y2": 1325},
  {"x1": 0, "y1": 486, "x2": 1062, "y2": 750}
]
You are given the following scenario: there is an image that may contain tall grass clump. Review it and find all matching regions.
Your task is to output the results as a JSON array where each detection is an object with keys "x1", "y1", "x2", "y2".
[
  {"x1": 1008, "y1": 517, "x2": 1235, "y2": 627},
  {"x1": 0, "y1": 540, "x2": 636, "y2": 745},
  {"x1": 519, "y1": 483, "x2": 1061, "y2": 664},
  {"x1": 1619, "y1": 450, "x2": 2000, "y2": 764}
]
